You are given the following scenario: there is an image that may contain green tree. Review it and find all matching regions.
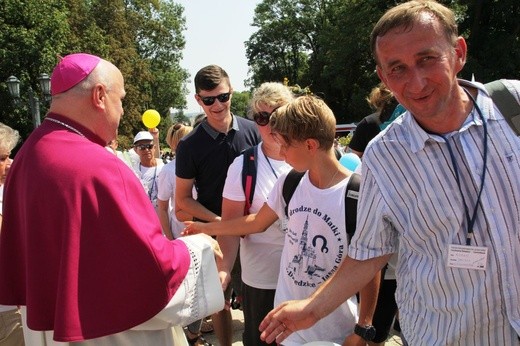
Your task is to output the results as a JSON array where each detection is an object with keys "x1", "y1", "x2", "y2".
[
  {"x1": 231, "y1": 91, "x2": 251, "y2": 117},
  {"x1": 458, "y1": 0, "x2": 520, "y2": 82},
  {"x1": 0, "y1": 0, "x2": 71, "y2": 141},
  {"x1": 245, "y1": 0, "x2": 314, "y2": 89},
  {"x1": 171, "y1": 109, "x2": 191, "y2": 126},
  {"x1": 246, "y1": 0, "x2": 520, "y2": 124},
  {"x1": 310, "y1": 0, "x2": 384, "y2": 123},
  {"x1": 0, "y1": 0, "x2": 190, "y2": 149}
]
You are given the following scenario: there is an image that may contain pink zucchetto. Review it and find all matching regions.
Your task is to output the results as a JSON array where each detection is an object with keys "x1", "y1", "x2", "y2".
[{"x1": 50, "y1": 53, "x2": 101, "y2": 96}]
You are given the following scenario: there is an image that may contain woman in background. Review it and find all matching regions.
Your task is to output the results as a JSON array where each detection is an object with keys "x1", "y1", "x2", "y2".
[
  {"x1": 0, "y1": 122, "x2": 24, "y2": 346},
  {"x1": 218, "y1": 82, "x2": 294, "y2": 345},
  {"x1": 157, "y1": 123, "x2": 194, "y2": 240}
]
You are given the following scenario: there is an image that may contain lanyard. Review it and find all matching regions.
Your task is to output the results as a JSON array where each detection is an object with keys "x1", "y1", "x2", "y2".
[
  {"x1": 139, "y1": 163, "x2": 158, "y2": 200},
  {"x1": 437, "y1": 89, "x2": 488, "y2": 245},
  {"x1": 262, "y1": 147, "x2": 279, "y2": 179}
]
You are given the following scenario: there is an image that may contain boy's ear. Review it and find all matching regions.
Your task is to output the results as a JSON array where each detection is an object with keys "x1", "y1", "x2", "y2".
[{"x1": 305, "y1": 138, "x2": 320, "y2": 152}]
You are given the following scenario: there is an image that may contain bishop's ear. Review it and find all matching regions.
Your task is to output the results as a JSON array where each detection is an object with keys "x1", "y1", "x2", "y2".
[{"x1": 92, "y1": 83, "x2": 108, "y2": 110}]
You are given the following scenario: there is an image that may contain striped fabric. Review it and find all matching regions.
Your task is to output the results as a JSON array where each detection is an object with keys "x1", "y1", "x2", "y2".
[{"x1": 348, "y1": 79, "x2": 520, "y2": 345}]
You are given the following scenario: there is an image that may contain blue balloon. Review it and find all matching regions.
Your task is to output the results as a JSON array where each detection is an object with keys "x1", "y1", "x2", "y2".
[{"x1": 339, "y1": 153, "x2": 361, "y2": 171}]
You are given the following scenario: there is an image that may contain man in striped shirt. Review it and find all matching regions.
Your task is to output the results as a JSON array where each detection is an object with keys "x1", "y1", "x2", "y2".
[{"x1": 259, "y1": 1, "x2": 520, "y2": 345}]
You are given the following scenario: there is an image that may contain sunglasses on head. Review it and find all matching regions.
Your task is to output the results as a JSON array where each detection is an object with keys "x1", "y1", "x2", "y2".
[
  {"x1": 198, "y1": 92, "x2": 231, "y2": 106},
  {"x1": 252, "y1": 107, "x2": 280, "y2": 126},
  {"x1": 136, "y1": 143, "x2": 154, "y2": 150},
  {"x1": 168, "y1": 123, "x2": 184, "y2": 140}
]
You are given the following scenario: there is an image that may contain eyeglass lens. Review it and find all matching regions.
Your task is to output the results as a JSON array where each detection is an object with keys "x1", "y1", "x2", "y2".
[
  {"x1": 200, "y1": 92, "x2": 231, "y2": 106},
  {"x1": 137, "y1": 144, "x2": 154, "y2": 150},
  {"x1": 253, "y1": 111, "x2": 271, "y2": 126}
]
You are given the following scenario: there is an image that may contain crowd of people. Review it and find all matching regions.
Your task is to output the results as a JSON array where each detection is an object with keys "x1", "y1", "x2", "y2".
[{"x1": 1, "y1": 1, "x2": 519, "y2": 346}]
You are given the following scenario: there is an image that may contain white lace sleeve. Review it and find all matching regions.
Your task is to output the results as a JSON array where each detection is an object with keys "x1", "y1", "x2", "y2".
[{"x1": 134, "y1": 235, "x2": 224, "y2": 329}]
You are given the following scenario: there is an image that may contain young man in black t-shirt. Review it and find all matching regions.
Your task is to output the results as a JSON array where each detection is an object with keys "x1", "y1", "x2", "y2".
[{"x1": 175, "y1": 65, "x2": 260, "y2": 346}]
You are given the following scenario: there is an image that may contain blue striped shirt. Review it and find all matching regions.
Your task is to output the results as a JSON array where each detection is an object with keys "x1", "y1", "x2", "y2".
[{"x1": 348, "y1": 79, "x2": 520, "y2": 345}]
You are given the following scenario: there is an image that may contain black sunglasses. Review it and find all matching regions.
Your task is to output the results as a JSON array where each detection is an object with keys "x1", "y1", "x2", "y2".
[
  {"x1": 136, "y1": 143, "x2": 154, "y2": 150},
  {"x1": 199, "y1": 92, "x2": 231, "y2": 106},
  {"x1": 253, "y1": 107, "x2": 279, "y2": 126}
]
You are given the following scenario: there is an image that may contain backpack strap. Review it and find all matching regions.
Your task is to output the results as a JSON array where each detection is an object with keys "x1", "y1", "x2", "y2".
[
  {"x1": 241, "y1": 145, "x2": 259, "y2": 215},
  {"x1": 282, "y1": 169, "x2": 305, "y2": 217},
  {"x1": 282, "y1": 170, "x2": 361, "y2": 243},
  {"x1": 485, "y1": 80, "x2": 520, "y2": 136},
  {"x1": 345, "y1": 173, "x2": 361, "y2": 244}
]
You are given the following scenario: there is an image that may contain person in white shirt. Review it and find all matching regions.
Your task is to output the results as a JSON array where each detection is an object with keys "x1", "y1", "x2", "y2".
[
  {"x1": 218, "y1": 82, "x2": 293, "y2": 345},
  {"x1": 132, "y1": 131, "x2": 164, "y2": 212},
  {"x1": 0, "y1": 122, "x2": 24, "y2": 346},
  {"x1": 157, "y1": 123, "x2": 194, "y2": 240}
]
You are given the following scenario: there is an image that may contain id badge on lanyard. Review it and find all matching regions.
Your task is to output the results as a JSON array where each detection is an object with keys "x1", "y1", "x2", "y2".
[{"x1": 447, "y1": 244, "x2": 488, "y2": 270}]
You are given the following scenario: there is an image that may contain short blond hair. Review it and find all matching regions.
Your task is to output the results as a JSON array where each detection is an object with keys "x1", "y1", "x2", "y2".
[
  {"x1": 166, "y1": 124, "x2": 193, "y2": 150},
  {"x1": 248, "y1": 82, "x2": 295, "y2": 118},
  {"x1": 0, "y1": 122, "x2": 20, "y2": 152},
  {"x1": 269, "y1": 95, "x2": 336, "y2": 150}
]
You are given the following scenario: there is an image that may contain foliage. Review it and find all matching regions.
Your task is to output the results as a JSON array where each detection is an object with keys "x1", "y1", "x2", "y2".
[
  {"x1": 0, "y1": 0, "x2": 190, "y2": 149},
  {"x1": 457, "y1": 0, "x2": 520, "y2": 82},
  {"x1": 311, "y1": 0, "x2": 386, "y2": 123},
  {"x1": 283, "y1": 77, "x2": 313, "y2": 97},
  {"x1": 245, "y1": 0, "x2": 315, "y2": 89},
  {"x1": 246, "y1": 0, "x2": 520, "y2": 124},
  {"x1": 0, "y1": 0, "x2": 70, "y2": 141},
  {"x1": 337, "y1": 133, "x2": 353, "y2": 147},
  {"x1": 171, "y1": 109, "x2": 191, "y2": 126},
  {"x1": 231, "y1": 91, "x2": 251, "y2": 118}
]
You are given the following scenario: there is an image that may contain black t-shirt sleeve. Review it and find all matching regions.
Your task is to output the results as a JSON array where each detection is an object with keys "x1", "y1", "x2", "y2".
[
  {"x1": 175, "y1": 135, "x2": 195, "y2": 179},
  {"x1": 349, "y1": 113, "x2": 381, "y2": 153}
]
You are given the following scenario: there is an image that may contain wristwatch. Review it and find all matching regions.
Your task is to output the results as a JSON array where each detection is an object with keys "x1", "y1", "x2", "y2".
[{"x1": 354, "y1": 324, "x2": 376, "y2": 341}]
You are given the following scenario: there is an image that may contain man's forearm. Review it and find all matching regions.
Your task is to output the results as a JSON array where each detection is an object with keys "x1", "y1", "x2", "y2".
[
  {"x1": 357, "y1": 270, "x2": 382, "y2": 325},
  {"x1": 177, "y1": 196, "x2": 220, "y2": 222},
  {"x1": 308, "y1": 255, "x2": 390, "y2": 321},
  {"x1": 216, "y1": 235, "x2": 240, "y2": 273}
]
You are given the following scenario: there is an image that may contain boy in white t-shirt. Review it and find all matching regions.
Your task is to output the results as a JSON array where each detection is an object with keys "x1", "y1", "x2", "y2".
[{"x1": 184, "y1": 95, "x2": 380, "y2": 346}]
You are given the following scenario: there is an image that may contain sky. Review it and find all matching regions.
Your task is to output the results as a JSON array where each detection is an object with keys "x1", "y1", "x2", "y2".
[{"x1": 174, "y1": 0, "x2": 260, "y2": 114}]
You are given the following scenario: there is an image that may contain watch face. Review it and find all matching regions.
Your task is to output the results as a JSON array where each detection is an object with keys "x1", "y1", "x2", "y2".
[
  {"x1": 365, "y1": 325, "x2": 376, "y2": 340},
  {"x1": 355, "y1": 324, "x2": 376, "y2": 341}
]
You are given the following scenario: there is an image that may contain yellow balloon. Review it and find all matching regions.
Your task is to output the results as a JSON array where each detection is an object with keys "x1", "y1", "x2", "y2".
[{"x1": 142, "y1": 109, "x2": 161, "y2": 128}]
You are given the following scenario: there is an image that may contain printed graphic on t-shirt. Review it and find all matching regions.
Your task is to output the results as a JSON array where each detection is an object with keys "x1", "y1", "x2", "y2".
[
  {"x1": 138, "y1": 165, "x2": 159, "y2": 206},
  {"x1": 286, "y1": 205, "x2": 346, "y2": 288}
]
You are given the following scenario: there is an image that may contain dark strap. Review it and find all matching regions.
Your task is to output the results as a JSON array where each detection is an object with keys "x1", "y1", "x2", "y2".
[
  {"x1": 282, "y1": 170, "x2": 361, "y2": 244},
  {"x1": 485, "y1": 80, "x2": 520, "y2": 136},
  {"x1": 241, "y1": 145, "x2": 258, "y2": 215},
  {"x1": 334, "y1": 147, "x2": 342, "y2": 160},
  {"x1": 282, "y1": 169, "x2": 305, "y2": 217},
  {"x1": 345, "y1": 173, "x2": 361, "y2": 244}
]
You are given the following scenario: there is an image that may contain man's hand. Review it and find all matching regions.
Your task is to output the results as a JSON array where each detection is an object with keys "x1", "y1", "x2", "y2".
[
  {"x1": 342, "y1": 333, "x2": 367, "y2": 346},
  {"x1": 218, "y1": 270, "x2": 232, "y2": 310},
  {"x1": 218, "y1": 270, "x2": 231, "y2": 292},
  {"x1": 259, "y1": 298, "x2": 319, "y2": 344}
]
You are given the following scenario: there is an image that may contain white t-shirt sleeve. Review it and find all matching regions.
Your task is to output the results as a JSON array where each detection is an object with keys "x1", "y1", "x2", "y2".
[
  {"x1": 222, "y1": 155, "x2": 246, "y2": 202},
  {"x1": 157, "y1": 163, "x2": 175, "y2": 201}
]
